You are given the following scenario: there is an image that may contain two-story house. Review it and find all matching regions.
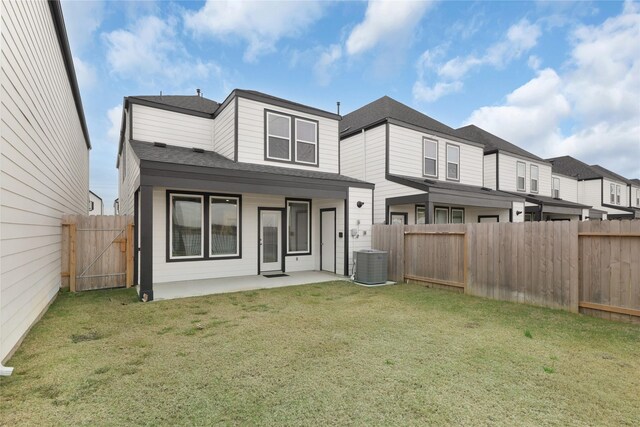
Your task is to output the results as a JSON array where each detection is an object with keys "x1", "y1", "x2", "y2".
[
  {"x1": 1, "y1": 0, "x2": 90, "y2": 365},
  {"x1": 631, "y1": 179, "x2": 640, "y2": 211},
  {"x1": 547, "y1": 156, "x2": 638, "y2": 219},
  {"x1": 339, "y1": 96, "x2": 524, "y2": 225},
  {"x1": 589, "y1": 165, "x2": 640, "y2": 219},
  {"x1": 456, "y1": 125, "x2": 591, "y2": 221},
  {"x1": 117, "y1": 90, "x2": 374, "y2": 301}
]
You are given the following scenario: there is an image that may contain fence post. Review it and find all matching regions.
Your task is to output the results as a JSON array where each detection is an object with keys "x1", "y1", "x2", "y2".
[
  {"x1": 126, "y1": 223, "x2": 134, "y2": 288},
  {"x1": 69, "y1": 223, "x2": 77, "y2": 292}
]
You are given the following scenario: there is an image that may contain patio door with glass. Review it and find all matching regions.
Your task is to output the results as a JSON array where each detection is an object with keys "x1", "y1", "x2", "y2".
[{"x1": 259, "y1": 209, "x2": 282, "y2": 272}]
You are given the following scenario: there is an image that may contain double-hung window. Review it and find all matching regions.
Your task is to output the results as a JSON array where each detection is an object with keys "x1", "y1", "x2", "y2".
[
  {"x1": 287, "y1": 200, "x2": 310, "y2": 254},
  {"x1": 516, "y1": 162, "x2": 526, "y2": 191},
  {"x1": 552, "y1": 177, "x2": 560, "y2": 198},
  {"x1": 210, "y1": 196, "x2": 240, "y2": 257},
  {"x1": 416, "y1": 206, "x2": 426, "y2": 224},
  {"x1": 266, "y1": 112, "x2": 291, "y2": 161},
  {"x1": 530, "y1": 165, "x2": 539, "y2": 193},
  {"x1": 170, "y1": 194, "x2": 204, "y2": 259},
  {"x1": 610, "y1": 184, "x2": 616, "y2": 204},
  {"x1": 295, "y1": 119, "x2": 317, "y2": 164},
  {"x1": 435, "y1": 207, "x2": 448, "y2": 224},
  {"x1": 636, "y1": 188, "x2": 639, "y2": 206},
  {"x1": 616, "y1": 185, "x2": 621, "y2": 205},
  {"x1": 446, "y1": 144, "x2": 460, "y2": 181},
  {"x1": 423, "y1": 138, "x2": 438, "y2": 177},
  {"x1": 451, "y1": 208, "x2": 464, "y2": 224}
]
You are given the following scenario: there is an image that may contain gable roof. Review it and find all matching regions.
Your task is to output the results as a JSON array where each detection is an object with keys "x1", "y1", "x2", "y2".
[
  {"x1": 129, "y1": 95, "x2": 219, "y2": 115},
  {"x1": 339, "y1": 96, "x2": 461, "y2": 140},
  {"x1": 631, "y1": 178, "x2": 640, "y2": 186},
  {"x1": 129, "y1": 140, "x2": 373, "y2": 187},
  {"x1": 589, "y1": 164, "x2": 633, "y2": 185},
  {"x1": 546, "y1": 156, "x2": 603, "y2": 180},
  {"x1": 455, "y1": 125, "x2": 546, "y2": 162}
]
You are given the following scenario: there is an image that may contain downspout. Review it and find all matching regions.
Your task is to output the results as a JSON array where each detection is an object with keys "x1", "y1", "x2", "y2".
[
  {"x1": 362, "y1": 129, "x2": 367, "y2": 182},
  {"x1": 0, "y1": 364, "x2": 13, "y2": 376}
]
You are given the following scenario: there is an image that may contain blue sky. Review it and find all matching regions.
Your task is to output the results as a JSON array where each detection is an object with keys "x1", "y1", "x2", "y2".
[{"x1": 61, "y1": 0, "x2": 640, "y2": 213}]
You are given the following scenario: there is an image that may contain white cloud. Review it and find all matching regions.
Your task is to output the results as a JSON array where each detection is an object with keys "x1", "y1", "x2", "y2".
[
  {"x1": 107, "y1": 105, "x2": 123, "y2": 144},
  {"x1": 61, "y1": 0, "x2": 105, "y2": 53},
  {"x1": 464, "y1": 4, "x2": 640, "y2": 178},
  {"x1": 345, "y1": 0, "x2": 434, "y2": 56},
  {"x1": 72, "y1": 56, "x2": 97, "y2": 90},
  {"x1": 414, "y1": 19, "x2": 542, "y2": 102},
  {"x1": 103, "y1": 16, "x2": 220, "y2": 85},
  {"x1": 184, "y1": 0, "x2": 324, "y2": 62},
  {"x1": 314, "y1": 45, "x2": 343, "y2": 86}
]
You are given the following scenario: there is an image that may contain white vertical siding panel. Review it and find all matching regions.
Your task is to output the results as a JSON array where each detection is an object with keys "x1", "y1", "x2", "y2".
[
  {"x1": 132, "y1": 104, "x2": 214, "y2": 150},
  {"x1": 339, "y1": 133, "x2": 366, "y2": 180},
  {"x1": 484, "y1": 154, "x2": 496, "y2": 189},
  {"x1": 213, "y1": 98, "x2": 235, "y2": 160},
  {"x1": 236, "y1": 97, "x2": 339, "y2": 173},
  {"x1": 1, "y1": 0, "x2": 89, "y2": 361},
  {"x1": 117, "y1": 139, "x2": 141, "y2": 216}
]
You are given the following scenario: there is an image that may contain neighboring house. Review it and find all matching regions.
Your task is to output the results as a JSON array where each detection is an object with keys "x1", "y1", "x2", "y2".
[
  {"x1": 339, "y1": 96, "x2": 524, "y2": 225},
  {"x1": 1, "y1": 0, "x2": 91, "y2": 364},
  {"x1": 456, "y1": 125, "x2": 590, "y2": 221},
  {"x1": 117, "y1": 90, "x2": 373, "y2": 301},
  {"x1": 89, "y1": 191, "x2": 104, "y2": 215},
  {"x1": 547, "y1": 156, "x2": 636, "y2": 219},
  {"x1": 589, "y1": 165, "x2": 640, "y2": 219},
  {"x1": 631, "y1": 179, "x2": 640, "y2": 211}
]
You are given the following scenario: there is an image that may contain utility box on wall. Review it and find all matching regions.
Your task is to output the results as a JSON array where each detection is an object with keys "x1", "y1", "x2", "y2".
[{"x1": 353, "y1": 250, "x2": 388, "y2": 285}]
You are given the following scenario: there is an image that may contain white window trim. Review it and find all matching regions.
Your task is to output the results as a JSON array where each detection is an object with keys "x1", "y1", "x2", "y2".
[
  {"x1": 423, "y1": 138, "x2": 438, "y2": 178},
  {"x1": 286, "y1": 200, "x2": 311, "y2": 254},
  {"x1": 451, "y1": 208, "x2": 465, "y2": 224},
  {"x1": 209, "y1": 195, "x2": 240, "y2": 258},
  {"x1": 553, "y1": 177, "x2": 560, "y2": 198},
  {"x1": 530, "y1": 165, "x2": 539, "y2": 193},
  {"x1": 616, "y1": 185, "x2": 621, "y2": 205},
  {"x1": 610, "y1": 184, "x2": 615, "y2": 204},
  {"x1": 294, "y1": 118, "x2": 318, "y2": 165},
  {"x1": 416, "y1": 206, "x2": 426, "y2": 224},
  {"x1": 169, "y1": 193, "x2": 204, "y2": 260},
  {"x1": 434, "y1": 207, "x2": 449, "y2": 224},
  {"x1": 266, "y1": 112, "x2": 291, "y2": 161},
  {"x1": 446, "y1": 144, "x2": 460, "y2": 181},
  {"x1": 636, "y1": 188, "x2": 639, "y2": 206},
  {"x1": 516, "y1": 161, "x2": 526, "y2": 192}
]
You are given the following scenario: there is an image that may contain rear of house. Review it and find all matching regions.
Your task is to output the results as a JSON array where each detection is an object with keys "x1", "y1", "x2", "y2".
[
  {"x1": 117, "y1": 90, "x2": 373, "y2": 301},
  {"x1": 1, "y1": 0, "x2": 90, "y2": 362}
]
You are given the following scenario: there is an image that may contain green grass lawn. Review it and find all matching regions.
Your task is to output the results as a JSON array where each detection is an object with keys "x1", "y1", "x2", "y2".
[{"x1": 1, "y1": 282, "x2": 639, "y2": 426}]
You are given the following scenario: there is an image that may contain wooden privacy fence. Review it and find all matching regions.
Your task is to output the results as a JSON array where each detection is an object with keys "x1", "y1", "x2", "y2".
[
  {"x1": 61, "y1": 215, "x2": 134, "y2": 292},
  {"x1": 372, "y1": 220, "x2": 640, "y2": 323}
]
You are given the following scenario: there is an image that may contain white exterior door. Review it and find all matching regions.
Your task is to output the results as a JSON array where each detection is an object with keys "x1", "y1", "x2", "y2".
[
  {"x1": 321, "y1": 209, "x2": 336, "y2": 272},
  {"x1": 260, "y1": 210, "x2": 282, "y2": 272}
]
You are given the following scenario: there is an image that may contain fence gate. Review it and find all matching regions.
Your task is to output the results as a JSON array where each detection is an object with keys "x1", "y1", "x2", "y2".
[{"x1": 61, "y1": 215, "x2": 134, "y2": 291}]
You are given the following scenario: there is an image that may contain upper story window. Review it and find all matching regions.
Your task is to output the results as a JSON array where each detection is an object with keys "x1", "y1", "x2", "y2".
[
  {"x1": 610, "y1": 184, "x2": 615, "y2": 203},
  {"x1": 636, "y1": 188, "x2": 639, "y2": 206},
  {"x1": 265, "y1": 110, "x2": 318, "y2": 167},
  {"x1": 266, "y1": 112, "x2": 291, "y2": 161},
  {"x1": 516, "y1": 161, "x2": 526, "y2": 191},
  {"x1": 530, "y1": 165, "x2": 539, "y2": 193},
  {"x1": 616, "y1": 185, "x2": 621, "y2": 205},
  {"x1": 446, "y1": 144, "x2": 460, "y2": 181},
  {"x1": 295, "y1": 119, "x2": 317, "y2": 164},
  {"x1": 552, "y1": 177, "x2": 560, "y2": 198},
  {"x1": 423, "y1": 138, "x2": 438, "y2": 177}
]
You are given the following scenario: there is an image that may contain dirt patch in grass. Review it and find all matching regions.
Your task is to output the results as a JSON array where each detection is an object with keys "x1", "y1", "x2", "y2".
[{"x1": 1, "y1": 282, "x2": 639, "y2": 425}]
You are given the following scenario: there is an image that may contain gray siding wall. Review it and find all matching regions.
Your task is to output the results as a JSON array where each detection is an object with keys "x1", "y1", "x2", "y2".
[{"x1": 1, "y1": 0, "x2": 90, "y2": 361}]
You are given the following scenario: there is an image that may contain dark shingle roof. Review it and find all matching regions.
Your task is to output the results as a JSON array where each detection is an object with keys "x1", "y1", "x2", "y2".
[
  {"x1": 631, "y1": 178, "x2": 640, "y2": 186},
  {"x1": 455, "y1": 125, "x2": 545, "y2": 162},
  {"x1": 129, "y1": 140, "x2": 372, "y2": 186},
  {"x1": 546, "y1": 156, "x2": 602, "y2": 180},
  {"x1": 589, "y1": 164, "x2": 633, "y2": 185},
  {"x1": 502, "y1": 191, "x2": 590, "y2": 208},
  {"x1": 339, "y1": 96, "x2": 460, "y2": 139},
  {"x1": 388, "y1": 174, "x2": 524, "y2": 201},
  {"x1": 129, "y1": 95, "x2": 219, "y2": 115}
]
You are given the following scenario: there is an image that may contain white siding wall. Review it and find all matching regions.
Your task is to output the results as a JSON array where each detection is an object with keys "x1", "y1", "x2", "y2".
[
  {"x1": 340, "y1": 126, "x2": 423, "y2": 224},
  {"x1": 1, "y1": 1, "x2": 89, "y2": 361},
  {"x1": 151, "y1": 189, "x2": 348, "y2": 282},
  {"x1": 497, "y1": 153, "x2": 552, "y2": 197},
  {"x1": 553, "y1": 174, "x2": 578, "y2": 202},
  {"x1": 347, "y1": 187, "x2": 373, "y2": 276},
  {"x1": 213, "y1": 98, "x2": 235, "y2": 160},
  {"x1": 387, "y1": 204, "x2": 511, "y2": 224},
  {"x1": 89, "y1": 193, "x2": 103, "y2": 215},
  {"x1": 578, "y1": 180, "x2": 604, "y2": 210},
  {"x1": 236, "y1": 97, "x2": 339, "y2": 173},
  {"x1": 631, "y1": 185, "x2": 640, "y2": 208},
  {"x1": 483, "y1": 154, "x2": 497, "y2": 190},
  {"x1": 602, "y1": 178, "x2": 629, "y2": 208},
  {"x1": 132, "y1": 104, "x2": 214, "y2": 151},
  {"x1": 387, "y1": 124, "x2": 484, "y2": 186},
  {"x1": 117, "y1": 139, "x2": 141, "y2": 216}
]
